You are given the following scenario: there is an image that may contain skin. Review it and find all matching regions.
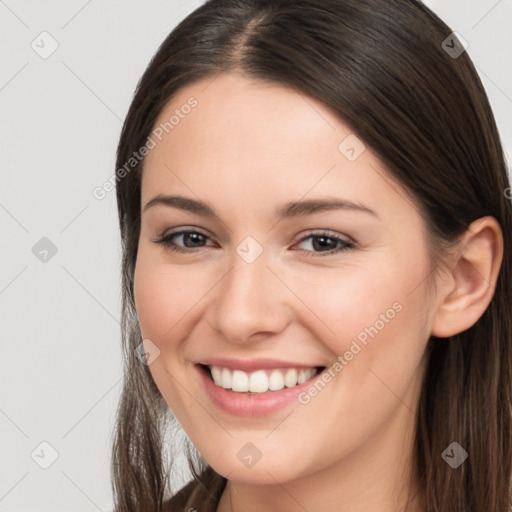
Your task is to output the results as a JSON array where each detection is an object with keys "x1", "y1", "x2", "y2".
[{"x1": 133, "y1": 72, "x2": 503, "y2": 512}]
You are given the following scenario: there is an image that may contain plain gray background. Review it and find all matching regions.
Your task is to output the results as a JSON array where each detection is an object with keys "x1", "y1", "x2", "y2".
[{"x1": 1, "y1": 1, "x2": 511, "y2": 510}]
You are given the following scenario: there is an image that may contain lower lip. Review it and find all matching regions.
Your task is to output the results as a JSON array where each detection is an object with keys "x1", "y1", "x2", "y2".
[{"x1": 196, "y1": 365, "x2": 323, "y2": 417}]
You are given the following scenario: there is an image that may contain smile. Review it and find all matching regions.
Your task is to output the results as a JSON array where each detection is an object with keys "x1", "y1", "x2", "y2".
[
  {"x1": 195, "y1": 359, "x2": 329, "y2": 416},
  {"x1": 206, "y1": 365, "x2": 323, "y2": 394}
]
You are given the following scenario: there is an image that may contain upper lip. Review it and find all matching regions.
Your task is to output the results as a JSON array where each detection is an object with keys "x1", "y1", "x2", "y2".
[{"x1": 196, "y1": 357, "x2": 324, "y2": 372}]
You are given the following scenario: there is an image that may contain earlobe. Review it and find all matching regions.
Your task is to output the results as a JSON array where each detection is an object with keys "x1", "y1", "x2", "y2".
[{"x1": 430, "y1": 216, "x2": 503, "y2": 338}]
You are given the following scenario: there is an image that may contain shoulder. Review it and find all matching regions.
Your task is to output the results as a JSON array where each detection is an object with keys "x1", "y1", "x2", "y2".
[{"x1": 163, "y1": 467, "x2": 227, "y2": 512}]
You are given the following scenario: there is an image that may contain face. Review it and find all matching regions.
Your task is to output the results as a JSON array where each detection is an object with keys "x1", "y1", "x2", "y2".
[{"x1": 134, "y1": 72, "x2": 438, "y2": 486}]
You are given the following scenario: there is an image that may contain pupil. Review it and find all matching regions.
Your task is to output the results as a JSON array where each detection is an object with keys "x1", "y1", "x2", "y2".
[
  {"x1": 313, "y1": 236, "x2": 334, "y2": 251},
  {"x1": 186, "y1": 233, "x2": 203, "y2": 247}
]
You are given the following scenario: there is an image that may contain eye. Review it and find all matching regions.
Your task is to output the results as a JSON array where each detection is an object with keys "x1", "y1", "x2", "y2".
[
  {"x1": 153, "y1": 228, "x2": 355, "y2": 256},
  {"x1": 293, "y1": 231, "x2": 355, "y2": 257},
  {"x1": 153, "y1": 229, "x2": 215, "y2": 253}
]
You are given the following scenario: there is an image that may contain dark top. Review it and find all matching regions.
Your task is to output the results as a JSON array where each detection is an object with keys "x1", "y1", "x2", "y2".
[{"x1": 163, "y1": 467, "x2": 227, "y2": 511}]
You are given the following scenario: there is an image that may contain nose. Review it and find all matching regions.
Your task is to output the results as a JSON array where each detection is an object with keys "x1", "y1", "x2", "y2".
[{"x1": 208, "y1": 248, "x2": 291, "y2": 344}]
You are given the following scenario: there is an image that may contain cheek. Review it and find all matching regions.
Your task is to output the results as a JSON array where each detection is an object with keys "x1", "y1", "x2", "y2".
[
  {"x1": 291, "y1": 266, "x2": 400, "y2": 344},
  {"x1": 133, "y1": 253, "x2": 207, "y2": 343},
  {"x1": 291, "y1": 255, "x2": 430, "y2": 371},
  {"x1": 133, "y1": 251, "x2": 205, "y2": 411}
]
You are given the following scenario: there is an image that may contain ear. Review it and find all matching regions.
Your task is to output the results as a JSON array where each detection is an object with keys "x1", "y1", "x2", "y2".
[{"x1": 430, "y1": 216, "x2": 503, "y2": 338}]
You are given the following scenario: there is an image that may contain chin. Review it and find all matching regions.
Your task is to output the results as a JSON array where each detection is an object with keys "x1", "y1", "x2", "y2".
[{"x1": 203, "y1": 446, "x2": 310, "y2": 485}]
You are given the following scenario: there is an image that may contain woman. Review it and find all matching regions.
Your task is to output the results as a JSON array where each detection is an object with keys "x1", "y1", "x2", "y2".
[{"x1": 111, "y1": 0, "x2": 512, "y2": 510}]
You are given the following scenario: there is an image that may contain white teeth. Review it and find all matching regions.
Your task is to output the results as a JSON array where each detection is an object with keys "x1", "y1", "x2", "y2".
[
  {"x1": 231, "y1": 370, "x2": 249, "y2": 392},
  {"x1": 249, "y1": 370, "x2": 268, "y2": 393},
  {"x1": 284, "y1": 368, "x2": 298, "y2": 388},
  {"x1": 211, "y1": 366, "x2": 222, "y2": 384},
  {"x1": 268, "y1": 370, "x2": 284, "y2": 391},
  {"x1": 221, "y1": 368, "x2": 232, "y2": 389},
  {"x1": 208, "y1": 365, "x2": 319, "y2": 393}
]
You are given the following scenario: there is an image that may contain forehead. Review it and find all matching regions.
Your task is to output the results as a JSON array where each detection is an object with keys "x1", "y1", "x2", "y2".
[
  {"x1": 144, "y1": 72, "x2": 344, "y2": 166},
  {"x1": 140, "y1": 72, "x2": 417, "y2": 224}
]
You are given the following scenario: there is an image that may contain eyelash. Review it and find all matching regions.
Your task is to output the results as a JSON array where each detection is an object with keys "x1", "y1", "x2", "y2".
[{"x1": 153, "y1": 229, "x2": 355, "y2": 257}]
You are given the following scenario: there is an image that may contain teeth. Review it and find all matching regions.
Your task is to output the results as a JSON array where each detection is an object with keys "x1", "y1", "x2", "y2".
[
  {"x1": 249, "y1": 370, "x2": 267, "y2": 393},
  {"x1": 284, "y1": 368, "x2": 298, "y2": 387},
  {"x1": 221, "y1": 368, "x2": 231, "y2": 389},
  {"x1": 232, "y1": 370, "x2": 249, "y2": 392},
  {"x1": 297, "y1": 368, "x2": 308, "y2": 384},
  {"x1": 268, "y1": 369, "x2": 284, "y2": 391},
  {"x1": 208, "y1": 366, "x2": 319, "y2": 393}
]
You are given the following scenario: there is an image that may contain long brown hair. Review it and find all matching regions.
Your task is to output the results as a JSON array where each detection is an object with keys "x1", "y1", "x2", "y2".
[{"x1": 111, "y1": 0, "x2": 512, "y2": 510}]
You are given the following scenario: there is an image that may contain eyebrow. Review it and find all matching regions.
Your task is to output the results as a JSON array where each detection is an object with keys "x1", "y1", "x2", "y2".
[{"x1": 142, "y1": 194, "x2": 378, "y2": 219}]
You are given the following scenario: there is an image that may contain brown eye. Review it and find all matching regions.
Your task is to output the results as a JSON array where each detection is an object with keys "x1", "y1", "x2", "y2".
[
  {"x1": 293, "y1": 231, "x2": 355, "y2": 257},
  {"x1": 154, "y1": 229, "x2": 214, "y2": 253}
]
